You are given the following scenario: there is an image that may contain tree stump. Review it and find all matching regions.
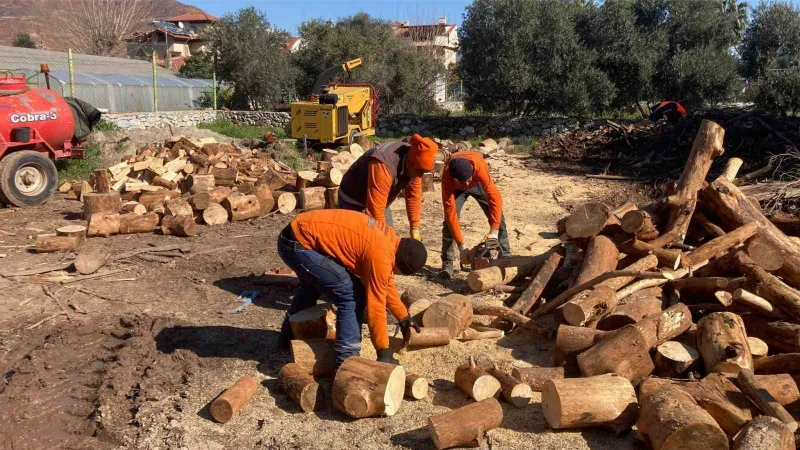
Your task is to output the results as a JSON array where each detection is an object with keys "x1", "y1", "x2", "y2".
[
  {"x1": 638, "y1": 387, "x2": 729, "y2": 450},
  {"x1": 422, "y1": 294, "x2": 473, "y2": 338},
  {"x1": 290, "y1": 339, "x2": 337, "y2": 377},
  {"x1": 223, "y1": 195, "x2": 260, "y2": 221},
  {"x1": 331, "y1": 356, "x2": 405, "y2": 418},
  {"x1": 422, "y1": 172, "x2": 434, "y2": 192},
  {"x1": 289, "y1": 304, "x2": 336, "y2": 340},
  {"x1": 278, "y1": 363, "x2": 320, "y2": 413},
  {"x1": 87, "y1": 213, "x2": 120, "y2": 237},
  {"x1": 542, "y1": 373, "x2": 637, "y2": 433},
  {"x1": 82, "y1": 192, "x2": 121, "y2": 220},
  {"x1": 454, "y1": 356, "x2": 501, "y2": 401},
  {"x1": 427, "y1": 398, "x2": 503, "y2": 450},
  {"x1": 210, "y1": 376, "x2": 258, "y2": 423},
  {"x1": 697, "y1": 312, "x2": 752, "y2": 374}
]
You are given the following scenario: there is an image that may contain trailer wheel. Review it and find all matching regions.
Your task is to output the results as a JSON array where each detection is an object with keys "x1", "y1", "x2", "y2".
[{"x1": 0, "y1": 151, "x2": 58, "y2": 207}]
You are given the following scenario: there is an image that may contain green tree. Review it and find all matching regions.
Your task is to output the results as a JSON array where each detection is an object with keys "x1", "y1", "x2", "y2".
[
  {"x1": 747, "y1": 68, "x2": 800, "y2": 115},
  {"x1": 12, "y1": 32, "x2": 37, "y2": 49},
  {"x1": 292, "y1": 13, "x2": 444, "y2": 114},
  {"x1": 179, "y1": 50, "x2": 214, "y2": 79},
  {"x1": 206, "y1": 7, "x2": 297, "y2": 110},
  {"x1": 721, "y1": 0, "x2": 750, "y2": 41},
  {"x1": 460, "y1": 0, "x2": 614, "y2": 115},
  {"x1": 739, "y1": 2, "x2": 800, "y2": 79}
]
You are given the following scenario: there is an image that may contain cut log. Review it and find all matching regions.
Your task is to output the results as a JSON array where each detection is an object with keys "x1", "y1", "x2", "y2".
[
  {"x1": 735, "y1": 374, "x2": 800, "y2": 408},
  {"x1": 119, "y1": 211, "x2": 159, "y2": 234},
  {"x1": 74, "y1": 244, "x2": 111, "y2": 275},
  {"x1": 754, "y1": 354, "x2": 800, "y2": 375},
  {"x1": 562, "y1": 286, "x2": 617, "y2": 326},
  {"x1": 577, "y1": 324, "x2": 654, "y2": 385},
  {"x1": 331, "y1": 356, "x2": 405, "y2": 418},
  {"x1": 223, "y1": 195, "x2": 260, "y2": 221},
  {"x1": 202, "y1": 203, "x2": 229, "y2": 226},
  {"x1": 405, "y1": 373, "x2": 428, "y2": 400},
  {"x1": 151, "y1": 175, "x2": 177, "y2": 190},
  {"x1": 325, "y1": 187, "x2": 339, "y2": 209},
  {"x1": 466, "y1": 264, "x2": 534, "y2": 292},
  {"x1": 421, "y1": 172, "x2": 434, "y2": 192},
  {"x1": 768, "y1": 214, "x2": 800, "y2": 237},
  {"x1": 681, "y1": 222, "x2": 759, "y2": 268},
  {"x1": 428, "y1": 398, "x2": 503, "y2": 450},
  {"x1": 120, "y1": 201, "x2": 146, "y2": 215},
  {"x1": 737, "y1": 368, "x2": 798, "y2": 432},
  {"x1": 735, "y1": 252, "x2": 800, "y2": 321},
  {"x1": 542, "y1": 374, "x2": 637, "y2": 433},
  {"x1": 512, "y1": 366, "x2": 564, "y2": 392},
  {"x1": 252, "y1": 184, "x2": 274, "y2": 216},
  {"x1": 187, "y1": 192, "x2": 211, "y2": 211},
  {"x1": 670, "y1": 277, "x2": 737, "y2": 291},
  {"x1": 290, "y1": 339, "x2": 336, "y2": 377},
  {"x1": 618, "y1": 239, "x2": 681, "y2": 270},
  {"x1": 278, "y1": 363, "x2": 320, "y2": 413},
  {"x1": 160, "y1": 215, "x2": 197, "y2": 237},
  {"x1": 138, "y1": 191, "x2": 177, "y2": 210},
  {"x1": 745, "y1": 234, "x2": 784, "y2": 271},
  {"x1": 575, "y1": 235, "x2": 618, "y2": 285},
  {"x1": 407, "y1": 299, "x2": 432, "y2": 324},
  {"x1": 747, "y1": 337, "x2": 769, "y2": 359},
  {"x1": 732, "y1": 289, "x2": 782, "y2": 318},
  {"x1": 210, "y1": 376, "x2": 258, "y2": 423},
  {"x1": 697, "y1": 312, "x2": 752, "y2": 374},
  {"x1": 742, "y1": 316, "x2": 799, "y2": 353},
  {"x1": 82, "y1": 192, "x2": 121, "y2": 220},
  {"x1": 422, "y1": 294, "x2": 473, "y2": 338},
  {"x1": 456, "y1": 327, "x2": 504, "y2": 341},
  {"x1": 596, "y1": 290, "x2": 664, "y2": 331},
  {"x1": 722, "y1": 157, "x2": 744, "y2": 182},
  {"x1": 510, "y1": 246, "x2": 564, "y2": 314},
  {"x1": 693, "y1": 210, "x2": 727, "y2": 238},
  {"x1": 317, "y1": 161, "x2": 332, "y2": 172},
  {"x1": 471, "y1": 304, "x2": 552, "y2": 337},
  {"x1": 401, "y1": 286, "x2": 427, "y2": 307},
  {"x1": 55, "y1": 224, "x2": 86, "y2": 238},
  {"x1": 621, "y1": 210, "x2": 660, "y2": 241},
  {"x1": 732, "y1": 416, "x2": 795, "y2": 450},
  {"x1": 649, "y1": 120, "x2": 725, "y2": 248},
  {"x1": 296, "y1": 171, "x2": 318, "y2": 190},
  {"x1": 210, "y1": 167, "x2": 237, "y2": 186},
  {"x1": 454, "y1": 356, "x2": 501, "y2": 401},
  {"x1": 406, "y1": 327, "x2": 451, "y2": 349},
  {"x1": 300, "y1": 187, "x2": 326, "y2": 211},
  {"x1": 164, "y1": 198, "x2": 193, "y2": 217},
  {"x1": 189, "y1": 152, "x2": 209, "y2": 168},
  {"x1": 207, "y1": 186, "x2": 231, "y2": 204},
  {"x1": 316, "y1": 168, "x2": 343, "y2": 187},
  {"x1": 638, "y1": 387, "x2": 729, "y2": 450},
  {"x1": 289, "y1": 304, "x2": 336, "y2": 340},
  {"x1": 487, "y1": 364, "x2": 532, "y2": 408},
  {"x1": 35, "y1": 233, "x2": 82, "y2": 253},
  {"x1": 322, "y1": 149, "x2": 338, "y2": 162},
  {"x1": 87, "y1": 213, "x2": 120, "y2": 237},
  {"x1": 554, "y1": 325, "x2": 608, "y2": 376},
  {"x1": 654, "y1": 341, "x2": 699, "y2": 377},
  {"x1": 189, "y1": 174, "x2": 215, "y2": 194},
  {"x1": 257, "y1": 168, "x2": 289, "y2": 191},
  {"x1": 89, "y1": 169, "x2": 111, "y2": 193},
  {"x1": 632, "y1": 303, "x2": 693, "y2": 350},
  {"x1": 565, "y1": 202, "x2": 611, "y2": 241},
  {"x1": 274, "y1": 192, "x2": 297, "y2": 214}
]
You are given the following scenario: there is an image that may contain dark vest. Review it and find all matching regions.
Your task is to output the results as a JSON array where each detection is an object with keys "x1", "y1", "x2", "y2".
[{"x1": 339, "y1": 141, "x2": 412, "y2": 208}]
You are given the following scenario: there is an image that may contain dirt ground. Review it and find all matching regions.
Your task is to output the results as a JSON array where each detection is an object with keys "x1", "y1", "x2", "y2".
[{"x1": 0, "y1": 148, "x2": 651, "y2": 450}]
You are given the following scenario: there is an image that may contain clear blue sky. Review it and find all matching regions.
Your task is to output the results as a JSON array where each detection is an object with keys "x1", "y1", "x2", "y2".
[{"x1": 183, "y1": 0, "x2": 472, "y2": 35}]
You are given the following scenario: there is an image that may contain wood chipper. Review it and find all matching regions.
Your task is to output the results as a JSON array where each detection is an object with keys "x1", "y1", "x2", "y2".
[
  {"x1": 0, "y1": 66, "x2": 100, "y2": 207},
  {"x1": 290, "y1": 58, "x2": 378, "y2": 148}
]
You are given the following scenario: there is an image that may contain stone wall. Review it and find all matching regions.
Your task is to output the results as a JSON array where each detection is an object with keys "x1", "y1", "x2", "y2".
[
  {"x1": 102, "y1": 110, "x2": 290, "y2": 131},
  {"x1": 217, "y1": 111, "x2": 290, "y2": 128},
  {"x1": 376, "y1": 115, "x2": 608, "y2": 138}
]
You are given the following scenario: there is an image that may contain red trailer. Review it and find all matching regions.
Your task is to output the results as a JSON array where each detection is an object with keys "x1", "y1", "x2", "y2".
[{"x1": 0, "y1": 69, "x2": 91, "y2": 207}]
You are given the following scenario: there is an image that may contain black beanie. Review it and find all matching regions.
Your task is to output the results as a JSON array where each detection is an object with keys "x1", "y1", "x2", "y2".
[
  {"x1": 396, "y1": 238, "x2": 427, "y2": 275},
  {"x1": 449, "y1": 158, "x2": 473, "y2": 182}
]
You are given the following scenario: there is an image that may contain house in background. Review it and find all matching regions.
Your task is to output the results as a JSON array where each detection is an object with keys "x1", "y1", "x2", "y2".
[
  {"x1": 391, "y1": 17, "x2": 459, "y2": 103},
  {"x1": 286, "y1": 37, "x2": 303, "y2": 53},
  {"x1": 124, "y1": 12, "x2": 219, "y2": 71}
]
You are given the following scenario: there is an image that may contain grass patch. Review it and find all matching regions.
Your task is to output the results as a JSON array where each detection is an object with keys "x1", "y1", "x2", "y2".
[
  {"x1": 56, "y1": 142, "x2": 101, "y2": 182},
  {"x1": 198, "y1": 120, "x2": 287, "y2": 140},
  {"x1": 94, "y1": 121, "x2": 121, "y2": 132}
]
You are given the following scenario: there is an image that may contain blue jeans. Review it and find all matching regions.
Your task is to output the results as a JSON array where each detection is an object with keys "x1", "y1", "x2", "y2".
[
  {"x1": 442, "y1": 184, "x2": 511, "y2": 264},
  {"x1": 277, "y1": 227, "x2": 366, "y2": 368},
  {"x1": 338, "y1": 195, "x2": 394, "y2": 226}
]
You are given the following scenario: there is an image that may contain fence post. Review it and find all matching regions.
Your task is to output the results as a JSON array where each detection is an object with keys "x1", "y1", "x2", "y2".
[
  {"x1": 152, "y1": 52, "x2": 158, "y2": 114},
  {"x1": 212, "y1": 69, "x2": 217, "y2": 110},
  {"x1": 67, "y1": 48, "x2": 75, "y2": 97}
]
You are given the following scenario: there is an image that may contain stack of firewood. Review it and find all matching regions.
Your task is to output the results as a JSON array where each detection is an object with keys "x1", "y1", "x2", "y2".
[{"x1": 277, "y1": 120, "x2": 799, "y2": 450}]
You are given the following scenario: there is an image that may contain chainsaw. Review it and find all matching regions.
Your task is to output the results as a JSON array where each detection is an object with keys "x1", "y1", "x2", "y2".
[{"x1": 465, "y1": 238, "x2": 503, "y2": 271}]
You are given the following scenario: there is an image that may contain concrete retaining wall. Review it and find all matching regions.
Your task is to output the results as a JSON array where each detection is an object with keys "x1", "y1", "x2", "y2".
[{"x1": 102, "y1": 110, "x2": 290, "y2": 131}]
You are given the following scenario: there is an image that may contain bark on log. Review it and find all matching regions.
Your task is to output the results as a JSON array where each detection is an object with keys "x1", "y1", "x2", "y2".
[
  {"x1": 654, "y1": 341, "x2": 699, "y2": 377},
  {"x1": 733, "y1": 289, "x2": 783, "y2": 318},
  {"x1": 471, "y1": 304, "x2": 552, "y2": 337},
  {"x1": 632, "y1": 303, "x2": 693, "y2": 350},
  {"x1": 55, "y1": 224, "x2": 87, "y2": 238},
  {"x1": 161, "y1": 215, "x2": 197, "y2": 237},
  {"x1": 554, "y1": 325, "x2": 608, "y2": 376},
  {"x1": 565, "y1": 202, "x2": 612, "y2": 241},
  {"x1": 512, "y1": 366, "x2": 565, "y2": 392},
  {"x1": 486, "y1": 365, "x2": 532, "y2": 408},
  {"x1": 422, "y1": 172, "x2": 434, "y2": 192},
  {"x1": 649, "y1": 120, "x2": 725, "y2": 248},
  {"x1": 119, "y1": 211, "x2": 158, "y2": 234},
  {"x1": 274, "y1": 192, "x2": 297, "y2": 214},
  {"x1": 187, "y1": 192, "x2": 211, "y2": 211},
  {"x1": 638, "y1": 387, "x2": 729, "y2": 450},
  {"x1": 754, "y1": 354, "x2": 800, "y2": 375},
  {"x1": 35, "y1": 234, "x2": 82, "y2": 253},
  {"x1": 733, "y1": 374, "x2": 800, "y2": 408},
  {"x1": 621, "y1": 210, "x2": 660, "y2": 241},
  {"x1": 427, "y1": 398, "x2": 503, "y2": 450},
  {"x1": 89, "y1": 169, "x2": 111, "y2": 193},
  {"x1": 454, "y1": 356, "x2": 501, "y2": 401},
  {"x1": 737, "y1": 368, "x2": 798, "y2": 432},
  {"x1": 151, "y1": 176, "x2": 177, "y2": 190},
  {"x1": 87, "y1": 213, "x2": 120, "y2": 237},
  {"x1": 405, "y1": 373, "x2": 428, "y2": 400},
  {"x1": 74, "y1": 244, "x2": 111, "y2": 275},
  {"x1": 742, "y1": 316, "x2": 799, "y2": 353},
  {"x1": 746, "y1": 234, "x2": 784, "y2": 271},
  {"x1": 422, "y1": 294, "x2": 473, "y2": 338},
  {"x1": 697, "y1": 312, "x2": 752, "y2": 374},
  {"x1": 189, "y1": 174, "x2": 215, "y2": 194},
  {"x1": 164, "y1": 198, "x2": 193, "y2": 217},
  {"x1": 406, "y1": 327, "x2": 451, "y2": 349},
  {"x1": 207, "y1": 186, "x2": 231, "y2": 204},
  {"x1": 681, "y1": 222, "x2": 759, "y2": 268},
  {"x1": 575, "y1": 236, "x2": 619, "y2": 285},
  {"x1": 542, "y1": 374, "x2": 638, "y2": 433},
  {"x1": 768, "y1": 214, "x2": 800, "y2": 237},
  {"x1": 202, "y1": 203, "x2": 229, "y2": 225},
  {"x1": 316, "y1": 168, "x2": 343, "y2": 187},
  {"x1": 289, "y1": 304, "x2": 336, "y2": 340},
  {"x1": 596, "y1": 291, "x2": 664, "y2": 331},
  {"x1": 456, "y1": 327, "x2": 505, "y2": 341},
  {"x1": 258, "y1": 168, "x2": 289, "y2": 192},
  {"x1": 278, "y1": 363, "x2": 320, "y2": 413},
  {"x1": 120, "y1": 201, "x2": 146, "y2": 215},
  {"x1": 693, "y1": 210, "x2": 726, "y2": 238},
  {"x1": 577, "y1": 325, "x2": 655, "y2": 385},
  {"x1": 290, "y1": 339, "x2": 336, "y2": 377},
  {"x1": 563, "y1": 286, "x2": 617, "y2": 326},
  {"x1": 510, "y1": 246, "x2": 564, "y2": 314},
  {"x1": 211, "y1": 167, "x2": 237, "y2": 186},
  {"x1": 82, "y1": 192, "x2": 121, "y2": 220},
  {"x1": 732, "y1": 416, "x2": 795, "y2": 450},
  {"x1": 223, "y1": 195, "x2": 260, "y2": 221},
  {"x1": 467, "y1": 266, "x2": 521, "y2": 292},
  {"x1": 734, "y1": 252, "x2": 800, "y2": 321},
  {"x1": 296, "y1": 171, "x2": 318, "y2": 190},
  {"x1": 210, "y1": 376, "x2": 258, "y2": 423},
  {"x1": 253, "y1": 184, "x2": 274, "y2": 216},
  {"x1": 618, "y1": 239, "x2": 681, "y2": 270},
  {"x1": 189, "y1": 152, "x2": 209, "y2": 168},
  {"x1": 138, "y1": 191, "x2": 178, "y2": 210},
  {"x1": 331, "y1": 356, "x2": 405, "y2": 418},
  {"x1": 747, "y1": 337, "x2": 769, "y2": 360},
  {"x1": 300, "y1": 187, "x2": 326, "y2": 211},
  {"x1": 722, "y1": 158, "x2": 744, "y2": 182},
  {"x1": 325, "y1": 187, "x2": 339, "y2": 209}
]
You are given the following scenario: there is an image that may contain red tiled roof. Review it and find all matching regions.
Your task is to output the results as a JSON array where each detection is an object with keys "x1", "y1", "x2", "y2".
[
  {"x1": 285, "y1": 37, "x2": 301, "y2": 50},
  {"x1": 167, "y1": 12, "x2": 220, "y2": 23}
]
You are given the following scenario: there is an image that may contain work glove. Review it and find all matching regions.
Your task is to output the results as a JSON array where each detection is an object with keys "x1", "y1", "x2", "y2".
[
  {"x1": 398, "y1": 315, "x2": 421, "y2": 345},
  {"x1": 377, "y1": 348, "x2": 399, "y2": 365},
  {"x1": 482, "y1": 229, "x2": 500, "y2": 242},
  {"x1": 458, "y1": 242, "x2": 471, "y2": 266},
  {"x1": 410, "y1": 227, "x2": 422, "y2": 241}
]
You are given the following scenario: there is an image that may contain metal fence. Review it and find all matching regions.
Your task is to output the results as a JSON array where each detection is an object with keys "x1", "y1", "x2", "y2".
[{"x1": 0, "y1": 45, "x2": 214, "y2": 113}]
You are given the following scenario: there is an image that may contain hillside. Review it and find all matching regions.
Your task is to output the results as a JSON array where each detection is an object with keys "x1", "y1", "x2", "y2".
[{"x1": 0, "y1": 0, "x2": 203, "y2": 53}]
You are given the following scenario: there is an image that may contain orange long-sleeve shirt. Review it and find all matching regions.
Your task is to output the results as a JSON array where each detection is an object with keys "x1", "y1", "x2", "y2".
[
  {"x1": 442, "y1": 151, "x2": 503, "y2": 245},
  {"x1": 366, "y1": 159, "x2": 423, "y2": 229},
  {"x1": 290, "y1": 209, "x2": 409, "y2": 350}
]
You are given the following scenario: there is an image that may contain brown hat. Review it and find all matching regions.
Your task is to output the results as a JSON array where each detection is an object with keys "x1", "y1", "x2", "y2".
[{"x1": 408, "y1": 134, "x2": 437, "y2": 172}]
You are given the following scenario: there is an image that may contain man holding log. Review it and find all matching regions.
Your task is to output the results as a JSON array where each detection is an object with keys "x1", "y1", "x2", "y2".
[
  {"x1": 338, "y1": 134, "x2": 438, "y2": 240},
  {"x1": 277, "y1": 209, "x2": 425, "y2": 367},
  {"x1": 440, "y1": 151, "x2": 509, "y2": 278}
]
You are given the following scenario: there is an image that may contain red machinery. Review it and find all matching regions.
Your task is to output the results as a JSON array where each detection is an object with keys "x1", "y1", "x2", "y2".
[{"x1": 0, "y1": 69, "x2": 88, "y2": 207}]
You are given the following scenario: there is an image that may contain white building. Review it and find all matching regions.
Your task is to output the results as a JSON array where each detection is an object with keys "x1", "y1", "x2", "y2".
[{"x1": 391, "y1": 17, "x2": 459, "y2": 103}]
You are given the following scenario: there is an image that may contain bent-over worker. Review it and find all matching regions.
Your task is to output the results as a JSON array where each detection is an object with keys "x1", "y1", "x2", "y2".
[
  {"x1": 277, "y1": 209, "x2": 425, "y2": 368},
  {"x1": 650, "y1": 100, "x2": 686, "y2": 123},
  {"x1": 338, "y1": 134, "x2": 438, "y2": 241},
  {"x1": 441, "y1": 151, "x2": 510, "y2": 278}
]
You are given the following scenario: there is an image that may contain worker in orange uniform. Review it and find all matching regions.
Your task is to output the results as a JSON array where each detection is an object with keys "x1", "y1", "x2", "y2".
[
  {"x1": 650, "y1": 100, "x2": 687, "y2": 123},
  {"x1": 440, "y1": 151, "x2": 510, "y2": 278},
  {"x1": 277, "y1": 209, "x2": 426, "y2": 368},
  {"x1": 338, "y1": 134, "x2": 438, "y2": 240}
]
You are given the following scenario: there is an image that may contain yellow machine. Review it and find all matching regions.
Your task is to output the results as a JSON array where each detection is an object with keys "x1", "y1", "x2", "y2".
[{"x1": 290, "y1": 58, "x2": 377, "y2": 147}]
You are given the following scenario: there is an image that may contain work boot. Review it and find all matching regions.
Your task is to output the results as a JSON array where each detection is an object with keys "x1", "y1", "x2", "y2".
[
  {"x1": 438, "y1": 262, "x2": 456, "y2": 280},
  {"x1": 277, "y1": 315, "x2": 293, "y2": 350}
]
